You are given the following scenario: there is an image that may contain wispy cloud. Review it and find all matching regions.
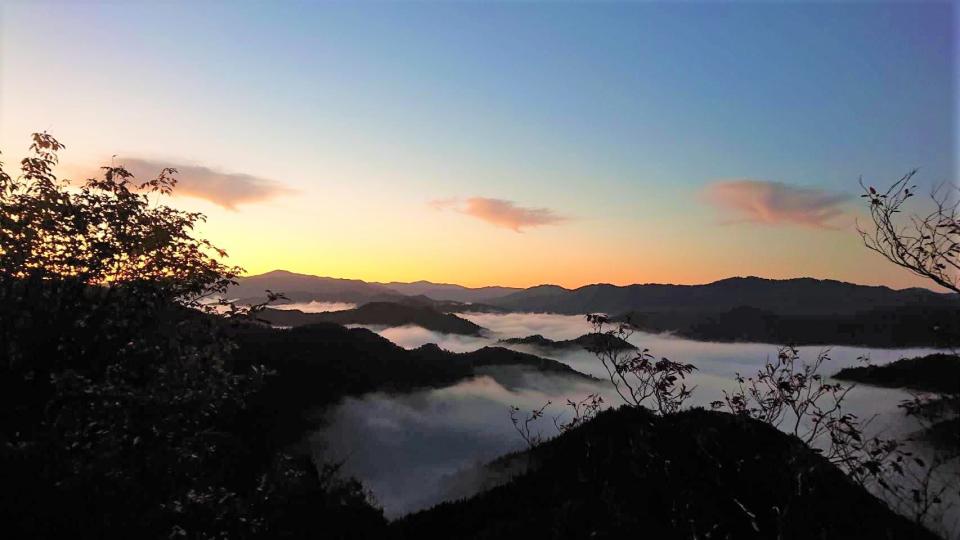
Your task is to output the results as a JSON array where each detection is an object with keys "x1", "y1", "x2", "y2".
[
  {"x1": 117, "y1": 158, "x2": 293, "y2": 210},
  {"x1": 429, "y1": 197, "x2": 567, "y2": 232},
  {"x1": 428, "y1": 197, "x2": 460, "y2": 211},
  {"x1": 702, "y1": 180, "x2": 852, "y2": 229}
]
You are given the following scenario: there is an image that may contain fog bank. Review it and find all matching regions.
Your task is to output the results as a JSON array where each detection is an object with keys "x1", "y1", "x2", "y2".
[
  {"x1": 314, "y1": 367, "x2": 614, "y2": 517},
  {"x1": 272, "y1": 301, "x2": 357, "y2": 312},
  {"x1": 317, "y1": 311, "x2": 941, "y2": 519}
]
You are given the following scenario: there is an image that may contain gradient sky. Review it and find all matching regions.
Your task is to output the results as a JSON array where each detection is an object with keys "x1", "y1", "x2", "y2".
[{"x1": 1, "y1": 0, "x2": 956, "y2": 289}]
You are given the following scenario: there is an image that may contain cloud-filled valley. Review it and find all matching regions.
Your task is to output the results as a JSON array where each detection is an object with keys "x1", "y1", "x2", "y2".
[
  {"x1": 315, "y1": 311, "x2": 937, "y2": 518},
  {"x1": 272, "y1": 301, "x2": 357, "y2": 313}
]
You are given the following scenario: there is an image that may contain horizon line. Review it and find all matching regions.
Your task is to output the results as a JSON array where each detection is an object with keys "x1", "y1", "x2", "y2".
[{"x1": 241, "y1": 268, "x2": 948, "y2": 294}]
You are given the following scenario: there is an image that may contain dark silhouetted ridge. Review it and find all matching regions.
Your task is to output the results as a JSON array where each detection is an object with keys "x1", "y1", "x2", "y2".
[
  {"x1": 490, "y1": 276, "x2": 956, "y2": 316},
  {"x1": 395, "y1": 407, "x2": 939, "y2": 539},
  {"x1": 257, "y1": 302, "x2": 485, "y2": 335},
  {"x1": 230, "y1": 269, "x2": 401, "y2": 303},
  {"x1": 616, "y1": 304, "x2": 960, "y2": 348},
  {"x1": 834, "y1": 353, "x2": 960, "y2": 394},
  {"x1": 499, "y1": 333, "x2": 636, "y2": 352},
  {"x1": 377, "y1": 280, "x2": 521, "y2": 303}
]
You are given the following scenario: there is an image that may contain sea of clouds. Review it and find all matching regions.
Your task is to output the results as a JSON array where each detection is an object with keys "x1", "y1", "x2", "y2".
[
  {"x1": 271, "y1": 301, "x2": 357, "y2": 312},
  {"x1": 314, "y1": 311, "x2": 941, "y2": 518}
]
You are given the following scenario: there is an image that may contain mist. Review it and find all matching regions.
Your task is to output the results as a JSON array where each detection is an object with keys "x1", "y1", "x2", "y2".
[
  {"x1": 345, "y1": 311, "x2": 596, "y2": 353},
  {"x1": 313, "y1": 367, "x2": 615, "y2": 518},
  {"x1": 272, "y1": 301, "x2": 357, "y2": 312},
  {"x1": 316, "y1": 312, "x2": 940, "y2": 519},
  {"x1": 351, "y1": 324, "x2": 493, "y2": 353},
  {"x1": 458, "y1": 311, "x2": 592, "y2": 341}
]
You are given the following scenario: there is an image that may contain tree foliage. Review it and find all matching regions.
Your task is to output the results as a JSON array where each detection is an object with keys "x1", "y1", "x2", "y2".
[
  {"x1": 859, "y1": 170, "x2": 960, "y2": 294},
  {"x1": 0, "y1": 133, "x2": 380, "y2": 538},
  {"x1": 709, "y1": 347, "x2": 910, "y2": 483},
  {"x1": 586, "y1": 313, "x2": 696, "y2": 415},
  {"x1": 858, "y1": 173, "x2": 960, "y2": 530}
]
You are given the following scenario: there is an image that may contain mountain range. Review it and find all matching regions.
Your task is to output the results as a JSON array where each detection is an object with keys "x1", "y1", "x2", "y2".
[
  {"x1": 232, "y1": 270, "x2": 956, "y2": 317},
  {"x1": 229, "y1": 270, "x2": 518, "y2": 304},
  {"x1": 490, "y1": 276, "x2": 955, "y2": 316},
  {"x1": 396, "y1": 407, "x2": 937, "y2": 539},
  {"x1": 378, "y1": 280, "x2": 521, "y2": 303}
]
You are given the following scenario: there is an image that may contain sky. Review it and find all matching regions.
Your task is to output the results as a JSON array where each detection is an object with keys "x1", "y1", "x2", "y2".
[{"x1": 0, "y1": 0, "x2": 956, "y2": 289}]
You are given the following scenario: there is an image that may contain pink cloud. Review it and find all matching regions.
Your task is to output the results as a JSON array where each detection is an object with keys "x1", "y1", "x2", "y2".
[
  {"x1": 702, "y1": 180, "x2": 852, "y2": 229},
  {"x1": 117, "y1": 158, "x2": 294, "y2": 210},
  {"x1": 429, "y1": 197, "x2": 567, "y2": 232}
]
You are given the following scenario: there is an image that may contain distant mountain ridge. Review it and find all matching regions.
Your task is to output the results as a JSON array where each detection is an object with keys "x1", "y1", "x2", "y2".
[
  {"x1": 230, "y1": 270, "x2": 518, "y2": 304},
  {"x1": 616, "y1": 304, "x2": 960, "y2": 348},
  {"x1": 376, "y1": 280, "x2": 521, "y2": 303},
  {"x1": 232, "y1": 271, "x2": 956, "y2": 318},
  {"x1": 488, "y1": 276, "x2": 956, "y2": 316},
  {"x1": 229, "y1": 270, "x2": 400, "y2": 304}
]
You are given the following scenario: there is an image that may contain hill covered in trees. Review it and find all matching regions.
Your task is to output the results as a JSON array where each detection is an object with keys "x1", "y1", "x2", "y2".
[
  {"x1": 499, "y1": 333, "x2": 636, "y2": 352},
  {"x1": 395, "y1": 407, "x2": 938, "y2": 539},
  {"x1": 834, "y1": 354, "x2": 960, "y2": 454},
  {"x1": 257, "y1": 302, "x2": 486, "y2": 335},
  {"x1": 615, "y1": 304, "x2": 960, "y2": 348},
  {"x1": 834, "y1": 353, "x2": 960, "y2": 394}
]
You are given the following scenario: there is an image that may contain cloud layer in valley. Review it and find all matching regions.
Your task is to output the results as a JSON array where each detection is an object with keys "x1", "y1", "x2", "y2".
[
  {"x1": 458, "y1": 311, "x2": 590, "y2": 341},
  {"x1": 347, "y1": 312, "x2": 594, "y2": 353},
  {"x1": 272, "y1": 301, "x2": 356, "y2": 313},
  {"x1": 702, "y1": 180, "x2": 853, "y2": 229},
  {"x1": 116, "y1": 158, "x2": 293, "y2": 209},
  {"x1": 314, "y1": 369, "x2": 613, "y2": 517},
  {"x1": 430, "y1": 197, "x2": 566, "y2": 232},
  {"x1": 317, "y1": 311, "x2": 929, "y2": 518}
]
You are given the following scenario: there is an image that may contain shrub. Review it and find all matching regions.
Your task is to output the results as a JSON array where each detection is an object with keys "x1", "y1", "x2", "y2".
[{"x1": 586, "y1": 313, "x2": 696, "y2": 415}]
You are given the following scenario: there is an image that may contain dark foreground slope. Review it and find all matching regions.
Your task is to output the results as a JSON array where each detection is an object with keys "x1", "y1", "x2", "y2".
[
  {"x1": 395, "y1": 407, "x2": 938, "y2": 540},
  {"x1": 257, "y1": 301, "x2": 485, "y2": 335}
]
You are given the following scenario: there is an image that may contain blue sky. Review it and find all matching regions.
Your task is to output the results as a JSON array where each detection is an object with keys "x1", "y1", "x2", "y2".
[{"x1": 1, "y1": 1, "x2": 956, "y2": 287}]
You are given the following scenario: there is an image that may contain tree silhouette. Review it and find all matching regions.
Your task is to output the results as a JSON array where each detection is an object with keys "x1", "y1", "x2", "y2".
[
  {"x1": 859, "y1": 170, "x2": 960, "y2": 294},
  {"x1": 586, "y1": 313, "x2": 696, "y2": 415},
  {"x1": 0, "y1": 133, "x2": 382, "y2": 538}
]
